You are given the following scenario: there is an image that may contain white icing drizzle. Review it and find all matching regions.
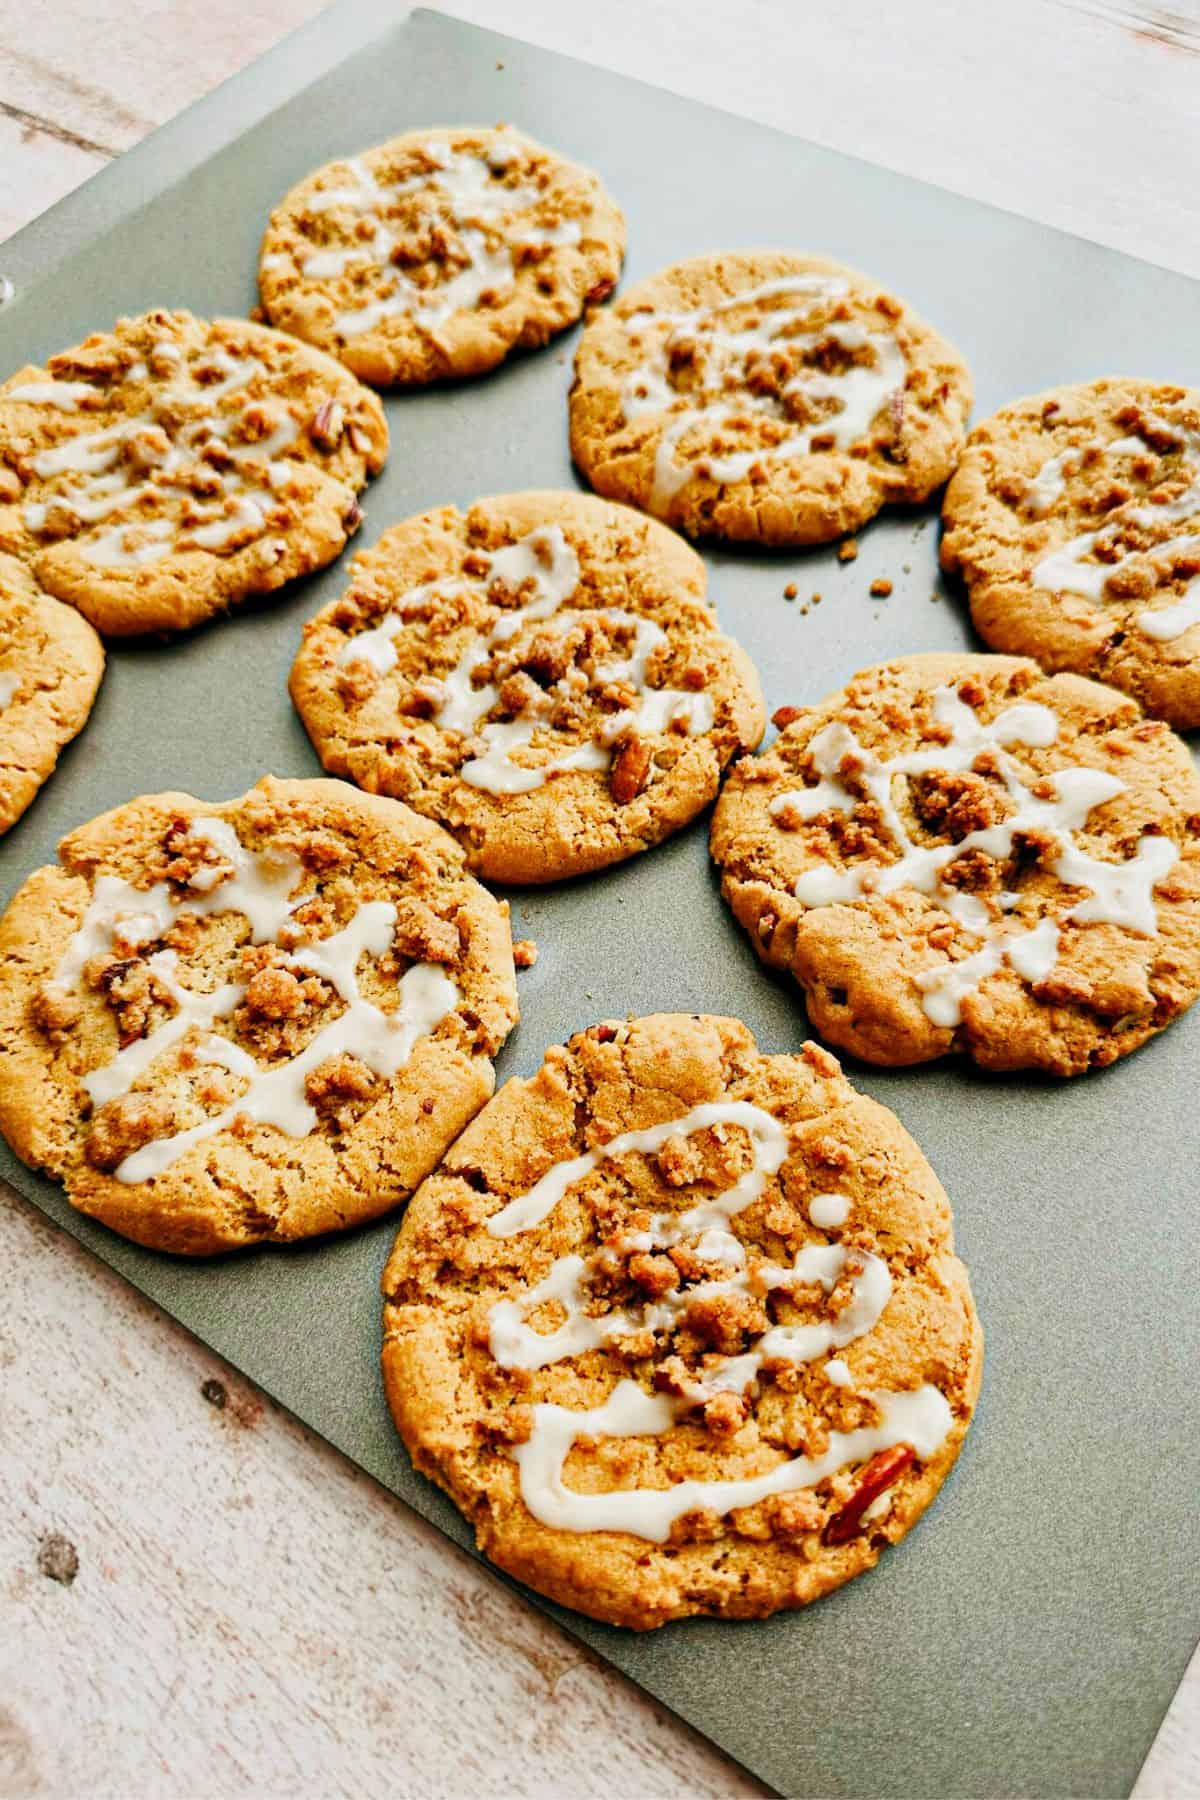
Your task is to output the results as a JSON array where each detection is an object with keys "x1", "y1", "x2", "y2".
[
  {"x1": 488, "y1": 1098, "x2": 789, "y2": 1239},
  {"x1": 511, "y1": 1382, "x2": 949, "y2": 1541},
  {"x1": 0, "y1": 669, "x2": 18, "y2": 710},
  {"x1": 6, "y1": 380, "x2": 98, "y2": 411},
  {"x1": 808, "y1": 1191, "x2": 850, "y2": 1228},
  {"x1": 338, "y1": 524, "x2": 714, "y2": 795},
  {"x1": 81, "y1": 517, "x2": 176, "y2": 568},
  {"x1": 6, "y1": 340, "x2": 307, "y2": 570},
  {"x1": 84, "y1": 952, "x2": 241, "y2": 1111},
  {"x1": 616, "y1": 274, "x2": 908, "y2": 510},
  {"x1": 1024, "y1": 434, "x2": 1149, "y2": 516},
  {"x1": 53, "y1": 817, "x2": 458, "y2": 1182},
  {"x1": 293, "y1": 138, "x2": 583, "y2": 339},
  {"x1": 114, "y1": 916, "x2": 456, "y2": 1184},
  {"x1": 773, "y1": 684, "x2": 1178, "y2": 1026},
  {"x1": 1028, "y1": 415, "x2": 1200, "y2": 643},
  {"x1": 55, "y1": 815, "x2": 304, "y2": 998},
  {"x1": 484, "y1": 1098, "x2": 952, "y2": 1541}
]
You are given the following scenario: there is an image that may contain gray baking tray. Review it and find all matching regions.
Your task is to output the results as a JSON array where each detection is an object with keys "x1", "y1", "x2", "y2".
[{"x1": 1, "y1": 9, "x2": 1197, "y2": 1796}]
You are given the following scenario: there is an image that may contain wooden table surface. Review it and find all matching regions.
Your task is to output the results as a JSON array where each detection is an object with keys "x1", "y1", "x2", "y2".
[{"x1": 2, "y1": 2, "x2": 1199, "y2": 1794}]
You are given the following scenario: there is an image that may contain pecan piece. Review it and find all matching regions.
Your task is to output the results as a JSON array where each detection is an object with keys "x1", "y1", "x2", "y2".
[
  {"x1": 610, "y1": 737, "x2": 652, "y2": 804},
  {"x1": 823, "y1": 1443, "x2": 915, "y2": 1544},
  {"x1": 310, "y1": 399, "x2": 345, "y2": 449},
  {"x1": 771, "y1": 705, "x2": 805, "y2": 730}
]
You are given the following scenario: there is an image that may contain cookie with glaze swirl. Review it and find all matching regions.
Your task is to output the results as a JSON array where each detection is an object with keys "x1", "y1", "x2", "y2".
[
  {"x1": 0, "y1": 309, "x2": 387, "y2": 635},
  {"x1": 569, "y1": 251, "x2": 970, "y2": 545},
  {"x1": 0, "y1": 777, "x2": 517, "y2": 1254},
  {"x1": 259, "y1": 126, "x2": 624, "y2": 387},
  {"x1": 290, "y1": 491, "x2": 764, "y2": 884},
  {"x1": 382, "y1": 1012, "x2": 980, "y2": 1629}
]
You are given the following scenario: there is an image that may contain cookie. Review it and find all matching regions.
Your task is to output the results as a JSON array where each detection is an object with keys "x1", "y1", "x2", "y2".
[
  {"x1": 381, "y1": 1012, "x2": 981, "y2": 1629},
  {"x1": 258, "y1": 127, "x2": 625, "y2": 387},
  {"x1": 0, "y1": 552, "x2": 104, "y2": 833},
  {"x1": 0, "y1": 310, "x2": 388, "y2": 636},
  {"x1": 941, "y1": 380, "x2": 1200, "y2": 729},
  {"x1": 0, "y1": 776, "x2": 518, "y2": 1254},
  {"x1": 711, "y1": 653, "x2": 1200, "y2": 1075},
  {"x1": 568, "y1": 251, "x2": 971, "y2": 546},
  {"x1": 290, "y1": 491, "x2": 765, "y2": 884}
]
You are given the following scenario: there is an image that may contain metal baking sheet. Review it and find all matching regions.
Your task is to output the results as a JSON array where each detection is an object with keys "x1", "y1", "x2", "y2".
[{"x1": 2, "y1": 10, "x2": 1197, "y2": 1796}]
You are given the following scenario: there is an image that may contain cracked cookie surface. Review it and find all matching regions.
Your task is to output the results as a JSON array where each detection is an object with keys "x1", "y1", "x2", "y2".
[
  {"x1": 0, "y1": 552, "x2": 103, "y2": 833},
  {"x1": 568, "y1": 251, "x2": 971, "y2": 545},
  {"x1": 941, "y1": 379, "x2": 1200, "y2": 728},
  {"x1": 710, "y1": 652, "x2": 1200, "y2": 1075},
  {"x1": 259, "y1": 126, "x2": 625, "y2": 387},
  {"x1": 0, "y1": 309, "x2": 387, "y2": 635},
  {"x1": 0, "y1": 776, "x2": 518, "y2": 1254},
  {"x1": 290, "y1": 491, "x2": 765, "y2": 884},
  {"x1": 382, "y1": 1012, "x2": 981, "y2": 1629}
]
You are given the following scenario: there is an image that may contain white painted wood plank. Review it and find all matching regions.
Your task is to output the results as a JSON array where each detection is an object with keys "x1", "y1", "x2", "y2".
[
  {"x1": 0, "y1": 110, "x2": 106, "y2": 246},
  {"x1": 444, "y1": 0, "x2": 1200, "y2": 279},
  {"x1": 1, "y1": 1, "x2": 1198, "y2": 1794},
  {"x1": 7, "y1": 0, "x2": 1200, "y2": 279},
  {"x1": 0, "y1": 1, "x2": 326, "y2": 150},
  {"x1": 3, "y1": 0, "x2": 1200, "y2": 277},
  {"x1": 0, "y1": 1192, "x2": 760, "y2": 1799}
]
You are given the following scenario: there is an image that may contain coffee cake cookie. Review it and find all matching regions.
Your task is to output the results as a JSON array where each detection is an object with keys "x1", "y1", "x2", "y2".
[
  {"x1": 0, "y1": 552, "x2": 103, "y2": 833},
  {"x1": 0, "y1": 776, "x2": 518, "y2": 1254},
  {"x1": 0, "y1": 310, "x2": 388, "y2": 636},
  {"x1": 941, "y1": 380, "x2": 1200, "y2": 728},
  {"x1": 382, "y1": 1012, "x2": 981, "y2": 1629},
  {"x1": 290, "y1": 491, "x2": 765, "y2": 884},
  {"x1": 259, "y1": 127, "x2": 625, "y2": 387},
  {"x1": 711, "y1": 653, "x2": 1200, "y2": 1075},
  {"x1": 569, "y1": 251, "x2": 971, "y2": 546}
]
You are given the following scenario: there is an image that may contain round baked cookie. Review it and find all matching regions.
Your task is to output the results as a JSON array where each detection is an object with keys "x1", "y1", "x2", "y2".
[
  {"x1": 290, "y1": 491, "x2": 765, "y2": 884},
  {"x1": 0, "y1": 776, "x2": 518, "y2": 1255},
  {"x1": 568, "y1": 251, "x2": 972, "y2": 546},
  {"x1": 711, "y1": 653, "x2": 1200, "y2": 1076},
  {"x1": 0, "y1": 310, "x2": 388, "y2": 636},
  {"x1": 941, "y1": 379, "x2": 1200, "y2": 729},
  {"x1": 0, "y1": 552, "x2": 104, "y2": 833},
  {"x1": 258, "y1": 126, "x2": 625, "y2": 387},
  {"x1": 382, "y1": 1012, "x2": 981, "y2": 1630}
]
